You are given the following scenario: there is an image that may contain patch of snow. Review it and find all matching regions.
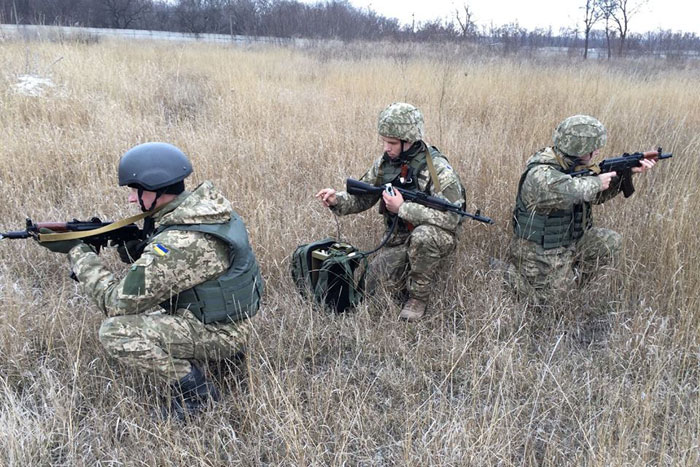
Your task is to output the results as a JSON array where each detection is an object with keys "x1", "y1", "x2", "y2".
[{"x1": 13, "y1": 74, "x2": 55, "y2": 97}]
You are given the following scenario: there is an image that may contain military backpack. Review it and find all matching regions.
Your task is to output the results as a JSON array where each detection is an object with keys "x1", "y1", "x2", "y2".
[{"x1": 291, "y1": 238, "x2": 367, "y2": 313}]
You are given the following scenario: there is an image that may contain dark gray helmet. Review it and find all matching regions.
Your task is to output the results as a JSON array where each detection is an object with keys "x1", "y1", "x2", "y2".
[{"x1": 118, "y1": 142, "x2": 193, "y2": 191}]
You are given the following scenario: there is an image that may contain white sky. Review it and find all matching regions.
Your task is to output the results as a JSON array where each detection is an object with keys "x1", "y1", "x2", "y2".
[{"x1": 334, "y1": 0, "x2": 700, "y2": 34}]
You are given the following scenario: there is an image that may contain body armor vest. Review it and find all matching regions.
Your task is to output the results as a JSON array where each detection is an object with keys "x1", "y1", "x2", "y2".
[
  {"x1": 157, "y1": 212, "x2": 264, "y2": 324},
  {"x1": 512, "y1": 162, "x2": 592, "y2": 250}
]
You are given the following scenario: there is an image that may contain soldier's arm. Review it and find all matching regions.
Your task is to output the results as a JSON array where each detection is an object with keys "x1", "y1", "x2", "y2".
[
  {"x1": 332, "y1": 159, "x2": 382, "y2": 216},
  {"x1": 521, "y1": 165, "x2": 603, "y2": 211},
  {"x1": 398, "y1": 161, "x2": 463, "y2": 232},
  {"x1": 68, "y1": 230, "x2": 229, "y2": 317}
]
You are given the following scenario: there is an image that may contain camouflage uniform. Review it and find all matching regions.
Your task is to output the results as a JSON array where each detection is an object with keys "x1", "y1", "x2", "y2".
[
  {"x1": 68, "y1": 181, "x2": 252, "y2": 382},
  {"x1": 507, "y1": 116, "x2": 624, "y2": 304},
  {"x1": 332, "y1": 144, "x2": 464, "y2": 303}
]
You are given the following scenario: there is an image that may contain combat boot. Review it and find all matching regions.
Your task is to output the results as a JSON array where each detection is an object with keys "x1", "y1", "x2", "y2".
[
  {"x1": 164, "y1": 363, "x2": 220, "y2": 421},
  {"x1": 209, "y1": 349, "x2": 249, "y2": 391},
  {"x1": 399, "y1": 298, "x2": 427, "y2": 321}
]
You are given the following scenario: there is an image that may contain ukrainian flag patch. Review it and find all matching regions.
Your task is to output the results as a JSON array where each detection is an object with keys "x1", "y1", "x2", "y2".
[{"x1": 153, "y1": 244, "x2": 169, "y2": 257}]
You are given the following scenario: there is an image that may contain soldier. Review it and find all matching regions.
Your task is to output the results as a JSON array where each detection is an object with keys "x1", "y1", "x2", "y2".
[
  {"x1": 316, "y1": 103, "x2": 466, "y2": 321},
  {"x1": 506, "y1": 115, "x2": 655, "y2": 304},
  {"x1": 35, "y1": 142, "x2": 263, "y2": 419}
]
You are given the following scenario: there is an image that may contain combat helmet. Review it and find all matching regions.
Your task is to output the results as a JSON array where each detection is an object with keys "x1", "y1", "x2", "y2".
[
  {"x1": 377, "y1": 103, "x2": 425, "y2": 143},
  {"x1": 552, "y1": 115, "x2": 607, "y2": 157},
  {"x1": 119, "y1": 142, "x2": 193, "y2": 212},
  {"x1": 118, "y1": 142, "x2": 192, "y2": 191}
]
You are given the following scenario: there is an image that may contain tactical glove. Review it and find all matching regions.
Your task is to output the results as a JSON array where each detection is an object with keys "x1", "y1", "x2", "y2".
[
  {"x1": 117, "y1": 239, "x2": 145, "y2": 263},
  {"x1": 34, "y1": 228, "x2": 83, "y2": 254}
]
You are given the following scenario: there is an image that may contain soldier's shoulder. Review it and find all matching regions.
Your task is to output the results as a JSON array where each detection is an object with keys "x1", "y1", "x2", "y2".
[
  {"x1": 433, "y1": 156, "x2": 456, "y2": 173},
  {"x1": 525, "y1": 164, "x2": 564, "y2": 187},
  {"x1": 150, "y1": 227, "x2": 216, "y2": 252},
  {"x1": 371, "y1": 154, "x2": 385, "y2": 168}
]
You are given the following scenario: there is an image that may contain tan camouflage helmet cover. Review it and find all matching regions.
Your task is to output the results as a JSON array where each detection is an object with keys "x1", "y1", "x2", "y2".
[
  {"x1": 377, "y1": 102, "x2": 425, "y2": 142},
  {"x1": 552, "y1": 115, "x2": 607, "y2": 157}
]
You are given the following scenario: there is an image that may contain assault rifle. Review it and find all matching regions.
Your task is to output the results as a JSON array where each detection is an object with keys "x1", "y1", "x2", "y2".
[
  {"x1": 0, "y1": 217, "x2": 142, "y2": 252},
  {"x1": 346, "y1": 178, "x2": 494, "y2": 224},
  {"x1": 568, "y1": 147, "x2": 672, "y2": 197}
]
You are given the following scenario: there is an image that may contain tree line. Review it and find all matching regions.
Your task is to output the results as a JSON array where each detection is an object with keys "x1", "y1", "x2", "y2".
[{"x1": 1, "y1": 0, "x2": 698, "y2": 57}]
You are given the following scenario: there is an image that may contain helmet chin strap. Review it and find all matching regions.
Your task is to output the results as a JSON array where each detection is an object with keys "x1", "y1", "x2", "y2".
[
  {"x1": 137, "y1": 187, "x2": 163, "y2": 213},
  {"x1": 136, "y1": 187, "x2": 164, "y2": 238}
]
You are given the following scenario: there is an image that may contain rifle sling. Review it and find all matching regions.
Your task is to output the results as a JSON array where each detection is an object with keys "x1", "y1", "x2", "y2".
[
  {"x1": 38, "y1": 210, "x2": 157, "y2": 242},
  {"x1": 424, "y1": 149, "x2": 441, "y2": 193}
]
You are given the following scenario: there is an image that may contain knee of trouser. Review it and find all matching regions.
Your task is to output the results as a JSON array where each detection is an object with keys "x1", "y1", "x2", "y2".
[
  {"x1": 606, "y1": 231, "x2": 623, "y2": 257},
  {"x1": 408, "y1": 225, "x2": 438, "y2": 251},
  {"x1": 98, "y1": 316, "x2": 140, "y2": 351},
  {"x1": 409, "y1": 225, "x2": 455, "y2": 257}
]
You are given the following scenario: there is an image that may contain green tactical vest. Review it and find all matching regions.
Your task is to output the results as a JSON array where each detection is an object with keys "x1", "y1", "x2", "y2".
[
  {"x1": 377, "y1": 145, "x2": 449, "y2": 232},
  {"x1": 512, "y1": 162, "x2": 592, "y2": 250},
  {"x1": 156, "y1": 212, "x2": 264, "y2": 324}
]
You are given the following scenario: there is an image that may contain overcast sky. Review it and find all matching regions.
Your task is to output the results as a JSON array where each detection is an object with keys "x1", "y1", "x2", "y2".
[{"x1": 330, "y1": 0, "x2": 700, "y2": 34}]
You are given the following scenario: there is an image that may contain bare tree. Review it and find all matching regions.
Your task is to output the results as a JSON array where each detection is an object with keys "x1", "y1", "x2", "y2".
[
  {"x1": 99, "y1": 0, "x2": 151, "y2": 28},
  {"x1": 608, "y1": 0, "x2": 647, "y2": 56},
  {"x1": 454, "y1": 3, "x2": 476, "y2": 40},
  {"x1": 598, "y1": 0, "x2": 616, "y2": 58},
  {"x1": 174, "y1": 0, "x2": 226, "y2": 35},
  {"x1": 581, "y1": 0, "x2": 602, "y2": 59}
]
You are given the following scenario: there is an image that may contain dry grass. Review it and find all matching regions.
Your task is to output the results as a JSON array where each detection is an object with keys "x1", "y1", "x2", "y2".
[{"x1": 0, "y1": 38, "x2": 698, "y2": 465}]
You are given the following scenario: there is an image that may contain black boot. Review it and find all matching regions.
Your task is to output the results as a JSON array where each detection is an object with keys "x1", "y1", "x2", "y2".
[
  {"x1": 208, "y1": 348, "x2": 247, "y2": 381},
  {"x1": 164, "y1": 363, "x2": 220, "y2": 421}
]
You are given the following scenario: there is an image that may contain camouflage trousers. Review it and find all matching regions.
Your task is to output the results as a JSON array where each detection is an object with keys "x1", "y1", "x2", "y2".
[
  {"x1": 98, "y1": 309, "x2": 251, "y2": 382},
  {"x1": 506, "y1": 227, "x2": 622, "y2": 305},
  {"x1": 365, "y1": 224, "x2": 457, "y2": 302}
]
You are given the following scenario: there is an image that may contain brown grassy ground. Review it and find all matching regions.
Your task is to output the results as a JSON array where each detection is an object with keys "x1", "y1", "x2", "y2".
[{"x1": 0, "y1": 38, "x2": 698, "y2": 465}]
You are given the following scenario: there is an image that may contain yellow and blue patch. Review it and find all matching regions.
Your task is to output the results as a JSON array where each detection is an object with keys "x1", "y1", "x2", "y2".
[{"x1": 153, "y1": 243, "x2": 169, "y2": 257}]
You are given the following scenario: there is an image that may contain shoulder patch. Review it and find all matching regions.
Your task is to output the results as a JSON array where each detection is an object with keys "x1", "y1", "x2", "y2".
[{"x1": 153, "y1": 244, "x2": 169, "y2": 257}]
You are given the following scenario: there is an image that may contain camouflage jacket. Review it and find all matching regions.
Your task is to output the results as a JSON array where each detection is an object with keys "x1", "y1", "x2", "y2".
[
  {"x1": 519, "y1": 147, "x2": 622, "y2": 213},
  {"x1": 68, "y1": 181, "x2": 232, "y2": 318},
  {"x1": 332, "y1": 144, "x2": 464, "y2": 234}
]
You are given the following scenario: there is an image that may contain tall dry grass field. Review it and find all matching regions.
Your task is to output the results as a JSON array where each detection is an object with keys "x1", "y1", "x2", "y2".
[{"x1": 0, "y1": 37, "x2": 698, "y2": 465}]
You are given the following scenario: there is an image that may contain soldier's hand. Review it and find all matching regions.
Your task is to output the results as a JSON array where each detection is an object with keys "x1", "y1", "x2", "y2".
[
  {"x1": 598, "y1": 172, "x2": 617, "y2": 191},
  {"x1": 117, "y1": 239, "x2": 144, "y2": 264},
  {"x1": 382, "y1": 188, "x2": 404, "y2": 213},
  {"x1": 315, "y1": 188, "x2": 337, "y2": 207},
  {"x1": 632, "y1": 158, "x2": 655, "y2": 174},
  {"x1": 33, "y1": 228, "x2": 83, "y2": 254}
]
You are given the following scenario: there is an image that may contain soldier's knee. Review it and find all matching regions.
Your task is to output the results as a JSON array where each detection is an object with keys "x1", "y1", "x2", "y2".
[
  {"x1": 98, "y1": 316, "x2": 140, "y2": 350},
  {"x1": 608, "y1": 231, "x2": 622, "y2": 255},
  {"x1": 409, "y1": 225, "x2": 441, "y2": 252}
]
